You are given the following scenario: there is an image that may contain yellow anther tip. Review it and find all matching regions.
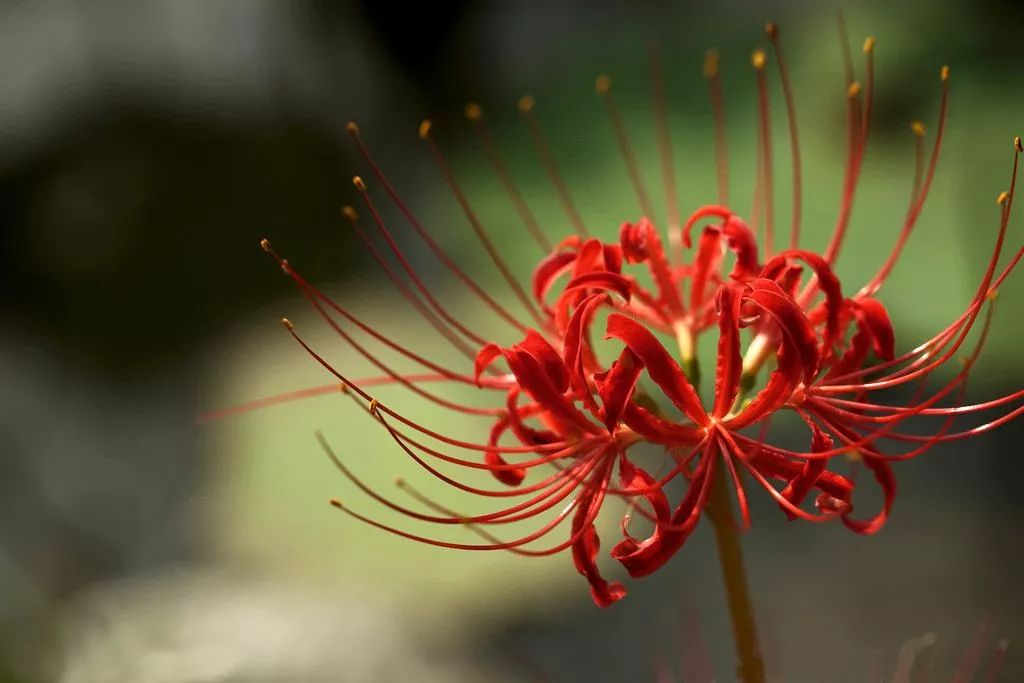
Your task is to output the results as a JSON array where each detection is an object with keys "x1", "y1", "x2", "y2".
[
  {"x1": 847, "y1": 81, "x2": 862, "y2": 98},
  {"x1": 1015, "y1": 135, "x2": 1023, "y2": 152},
  {"x1": 418, "y1": 118, "x2": 432, "y2": 139},
  {"x1": 345, "y1": 121, "x2": 359, "y2": 135},
  {"x1": 751, "y1": 49, "x2": 766, "y2": 69},
  {"x1": 997, "y1": 191, "x2": 1010, "y2": 205},
  {"x1": 464, "y1": 102, "x2": 482, "y2": 120},
  {"x1": 940, "y1": 65, "x2": 950, "y2": 81},
  {"x1": 595, "y1": 74, "x2": 611, "y2": 95},
  {"x1": 341, "y1": 205, "x2": 357, "y2": 221},
  {"x1": 394, "y1": 477, "x2": 406, "y2": 487},
  {"x1": 281, "y1": 317, "x2": 294, "y2": 331},
  {"x1": 863, "y1": 36, "x2": 876, "y2": 53},
  {"x1": 765, "y1": 22, "x2": 778, "y2": 40},
  {"x1": 911, "y1": 121, "x2": 926, "y2": 137},
  {"x1": 703, "y1": 49, "x2": 719, "y2": 78},
  {"x1": 986, "y1": 288, "x2": 999, "y2": 301},
  {"x1": 517, "y1": 95, "x2": 535, "y2": 114},
  {"x1": 259, "y1": 238, "x2": 271, "y2": 252},
  {"x1": 352, "y1": 175, "x2": 366, "y2": 191}
]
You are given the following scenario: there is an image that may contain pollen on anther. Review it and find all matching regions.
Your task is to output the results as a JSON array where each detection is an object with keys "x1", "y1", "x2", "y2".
[
  {"x1": 847, "y1": 81, "x2": 862, "y2": 98},
  {"x1": 1015, "y1": 135, "x2": 1023, "y2": 152},
  {"x1": 517, "y1": 95, "x2": 535, "y2": 114},
  {"x1": 703, "y1": 49, "x2": 719, "y2": 78},
  {"x1": 465, "y1": 102, "x2": 482, "y2": 120},
  {"x1": 329, "y1": 498, "x2": 343, "y2": 509},
  {"x1": 997, "y1": 191, "x2": 1010, "y2": 205},
  {"x1": 863, "y1": 36, "x2": 876, "y2": 53},
  {"x1": 911, "y1": 121, "x2": 926, "y2": 137},
  {"x1": 418, "y1": 119, "x2": 432, "y2": 139},
  {"x1": 940, "y1": 65, "x2": 950, "y2": 81},
  {"x1": 368, "y1": 398, "x2": 380, "y2": 416},
  {"x1": 341, "y1": 205, "x2": 358, "y2": 221},
  {"x1": 345, "y1": 121, "x2": 359, "y2": 135},
  {"x1": 353, "y1": 175, "x2": 366, "y2": 191},
  {"x1": 259, "y1": 238, "x2": 271, "y2": 252},
  {"x1": 281, "y1": 317, "x2": 294, "y2": 331},
  {"x1": 751, "y1": 49, "x2": 766, "y2": 70},
  {"x1": 987, "y1": 288, "x2": 1000, "y2": 301},
  {"x1": 595, "y1": 74, "x2": 611, "y2": 95},
  {"x1": 337, "y1": 382, "x2": 349, "y2": 394}
]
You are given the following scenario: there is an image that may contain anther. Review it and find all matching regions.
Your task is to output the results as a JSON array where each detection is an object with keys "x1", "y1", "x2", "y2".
[
  {"x1": 329, "y1": 498, "x2": 343, "y2": 508},
  {"x1": 353, "y1": 175, "x2": 366, "y2": 191},
  {"x1": 345, "y1": 121, "x2": 359, "y2": 135},
  {"x1": 765, "y1": 22, "x2": 778, "y2": 41},
  {"x1": 464, "y1": 102, "x2": 482, "y2": 121},
  {"x1": 911, "y1": 121, "x2": 926, "y2": 137},
  {"x1": 281, "y1": 317, "x2": 294, "y2": 331},
  {"x1": 940, "y1": 65, "x2": 950, "y2": 82},
  {"x1": 517, "y1": 95, "x2": 535, "y2": 114},
  {"x1": 987, "y1": 288, "x2": 1000, "y2": 301},
  {"x1": 418, "y1": 119, "x2": 432, "y2": 139},
  {"x1": 341, "y1": 205, "x2": 358, "y2": 221},
  {"x1": 863, "y1": 36, "x2": 876, "y2": 53},
  {"x1": 752, "y1": 49, "x2": 766, "y2": 70},
  {"x1": 259, "y1": 238, "x2": 271, "y2": 252},
  {"x1": 337, "y1": 382, "x2": 349, "y2": 394},
  {"x1": 847, "y1": 81, "x2": 862, "y2": 98},
  {"x1": 394, "y1": 477, "x2": 406, "y2": 488},
  {"x1": 703, "y1": 49, "x2": 719, "y2": 78},
  {"x1": 368, "y1": 398, "x2": 380, "y2": 417},
  {"x1": 595, "y1": 74, "x2": 611, "y2": 95},
  {"x1": 1015, "y1": 135, "x2": 1023, "y2": 152},
  {"x1": 997, "y1": 191, "x2": 1010, "y2": 205},
  {"x1": 279, "y1": 258, "x2": 291, "y2": 274}
]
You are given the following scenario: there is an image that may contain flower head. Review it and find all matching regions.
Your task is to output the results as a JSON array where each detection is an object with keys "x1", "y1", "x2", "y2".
[{"x1": 245, "y1": 22, "x2": 1023, "y2": 606}]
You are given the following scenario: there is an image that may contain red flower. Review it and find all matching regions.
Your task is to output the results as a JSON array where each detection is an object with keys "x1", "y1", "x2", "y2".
[{"x1": 236, "y1": 24, "x2": 1024, "y2": 607}]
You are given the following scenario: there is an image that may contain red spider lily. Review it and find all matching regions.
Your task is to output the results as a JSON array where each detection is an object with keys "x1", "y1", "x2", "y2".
[{"x1": 219, "y1": 22, "x2": 1024, "y2": 607}]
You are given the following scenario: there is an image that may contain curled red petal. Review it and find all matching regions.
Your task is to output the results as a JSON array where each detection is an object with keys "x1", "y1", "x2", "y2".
[
  {"x1": 842, "y1": 454, "x2": 896, "y2": 534},
  {"x1": 778, "y1": 415, "x2": 833, "y2": 519},
  {"x1": 502, "y1": 347, "x2": 599, "y2": 435},
  {"x1": 532, "y1": 250, "x2": 577, "y2": 312},
  {"x1": 473, "y1": 342, "x2": 503, "y2": 386},
  {"x1": 571, "y1": 470, "x2": 627, "y2": 607},
  {"x1": 713, "y1": 285, "x2": 743, "y2": 418},
  {"x1": 851, "y1": 297, "x2": 895, "y2": 361},
  {"x1": 763, "y1": 250, "x2": 844, "y2": 361},
  {"x1": 746, "y1": 278, "x2": 820, "y2": 383},
  {"x1": 605, "y1": 313, "x2": 708, "y2": 426},
  {"x1": 485, "y1": 415, "x2": 527, "y2": 486},
  {"x1": 594, "y1": 347, "x2": 643, "y2": 433},
  {"x1": 689, "y1": 227, "x2": 723, "y2": 311},
  {"x1": 515, "y1": 329, "x2": 569, "y2": 394},
  {"x1": 610, "y1": 453, "x2": 671, "y2": 561},
  {"x1": 621, "y1": 403, "x2": 705, "y2": 445},
  {"x1": 564, "y1": 271, "x2": 634, "y2": 301},
  {"x1": 720, "y1": 215, "x2": 761, "y2": 280}
]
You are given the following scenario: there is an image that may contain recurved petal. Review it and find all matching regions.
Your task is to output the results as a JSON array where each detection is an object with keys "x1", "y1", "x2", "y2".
[
  {"x1": 605, "y1": 313, "x2": 709, "y2": 426},
  {"x1": 594, "y1": 347, "x2": 644, "y2": 432}
]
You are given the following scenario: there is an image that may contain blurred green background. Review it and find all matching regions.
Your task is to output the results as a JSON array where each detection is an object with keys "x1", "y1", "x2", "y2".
[{"x1": 2, "y1": 0, "x2": 1023, "y2": 680}]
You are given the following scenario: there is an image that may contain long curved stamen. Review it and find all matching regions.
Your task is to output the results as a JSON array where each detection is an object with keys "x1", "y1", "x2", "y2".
[
  {"x1": 650, "y1": 43, "x2": 683, "y2": 263},
  {"x1": 752, "y1": 49, "x2": 775, "y2": 258},
  {"x1": 766, "y1": 23, "x2": 803, "y2": 250},
  {"x1": 597, "y1": 74, "x2": 656, "y2": 220},
  {"x1": 465, "y1": 102, "x2": 552, "y2": 252},
  {"x1": 420, "y1": 119, "x2": 548, "y2": 328},
  {"x1": 704, "y1": 49, "x2": 729, "y2": 206},
  {"x1": 859, "y1": 68, "x2": 950, "y2": 297},
  {"x1": 341, "y1": 206, "x2": 480, "y2": 363},
  {"x1": 348, "y1": 125, "x2": 531, "y2": 335},
  {"x1": 518, "y1": 95, "x2": 589, "y2": 237}
]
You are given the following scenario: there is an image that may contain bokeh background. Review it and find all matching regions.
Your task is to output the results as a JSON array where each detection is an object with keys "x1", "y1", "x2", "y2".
[{"x1": 2, "y1": 0, "x2": 1023, "y2": 680}]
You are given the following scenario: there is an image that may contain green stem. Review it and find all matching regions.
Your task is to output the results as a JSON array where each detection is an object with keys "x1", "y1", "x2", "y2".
[{"x1": 706, "y1": 460, "x2": 765, "y2": 683}]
